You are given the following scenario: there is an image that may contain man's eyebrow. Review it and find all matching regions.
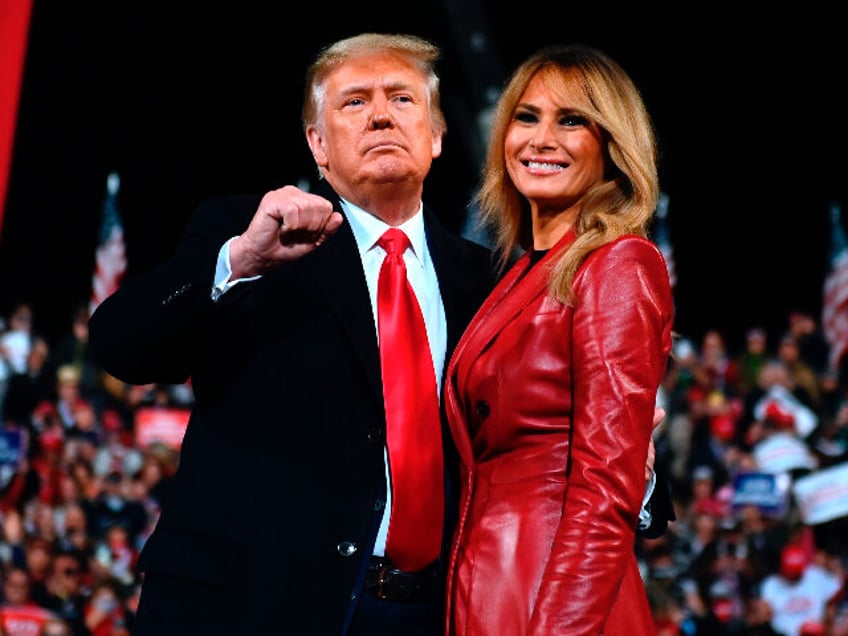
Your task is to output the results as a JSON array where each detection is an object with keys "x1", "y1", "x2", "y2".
[{"x1": 339, "y1": 79, "x2": 416, "y2": 96}]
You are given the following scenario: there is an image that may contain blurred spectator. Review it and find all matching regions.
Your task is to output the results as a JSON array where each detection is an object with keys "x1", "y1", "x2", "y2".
[
  {"x1": 736, "y1": 504, "x2": 789, "y2": 582},
  {"x1": 90, "y1": 524, "x2": 136, "y2": 593},
  {"x1": 0, "y1": 302, "x2": 37, "y2": 423},
  {"x1": 740, "y1": 361, "x2": 818, "y2": 451},
  {"x1": 0, "y1": 565, "x2": 59, "y2": 635},
  {"x1": 787, "y1": 310, "x2": 831, "y2": 376},
  {"x1": 0, "y1": 510, "x2": 26, "y2": 572},
  {"x1": 28, "y1": 427, "x2": 67, "y2": 507},
  {"x1": 47, "y1": 303, "x2": 105, "y2": 412},
  {"x1": 64, "y1": 400, "x2": 102, "y2": 459},
  {"x1": 684, "y1": 394, "x2": 734, "y2": 493},
  {"x1": 26, "y1": 502, "x2": 59, "y2": 549},
  {"x1": 90, "y1": 416, "x2": 141, "y2": 481},
  {"x1": 83, "y1": 580, "x2": 129, "y2": 636},
  {"x1": 820, "y1": 367, "x2": 846, "y2": 416},
  {"x1": 0, "y1": 304, "x2": 36, "y2": 378},
  {"x1": 132, "y1": 443, "x2": 176, "y2": 512},
  {"x1": 55, "y1": 502, "x2": 91, "y2": 559},
  {"x1": 23, "y1": 535, "x2": 54, "y2": 606},
  {"x1": 699, "y1": 329, "x2": 743, "y2": 397},
  {"x1": 759, "y1": 543, "x2": 843, "y2": 636},
  {"x1": 67, "y1": 460, "x2": 98, "y2": 503},
  {"x1": 42, "y1": 549, "x2": 90, "y2": 636},
  {"x1": 735, "y1": 327, "x2": 770, "y2": 397},
  {"x1": 777, "y1": 333, "x2": 822, "y2": 410},
  {"x1": 50, "y1": 366, "x2": 86, "y2": 434},
  {"x1": 84, "y1": 472, "x2": 146, "y2": 544},
  {"x1": 2, "y1": 336, "x2": 53, "y2": 433},
  {"x1": 749, "y1": 403, "x2": 818, "y2": 477},
  {"x1": 741, "y1": 597, "x2": 783, "y2": 635}
]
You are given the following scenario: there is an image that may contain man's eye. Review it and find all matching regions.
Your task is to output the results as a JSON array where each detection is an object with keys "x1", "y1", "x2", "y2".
[{"x1": 347, "y1": 98, "x2": 365, "y2": 107}]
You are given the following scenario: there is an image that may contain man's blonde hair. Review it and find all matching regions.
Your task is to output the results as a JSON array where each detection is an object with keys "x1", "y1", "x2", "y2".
[{"x1": 301, "y1": 32, "x2": 447, "y2": 136}]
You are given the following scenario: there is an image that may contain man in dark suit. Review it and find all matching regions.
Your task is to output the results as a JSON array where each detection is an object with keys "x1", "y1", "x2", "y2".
[
  {"x1": 89, "y1": 33, "x2": 496, "y2": 635},
  {"x1": 89, "y1": 32, "x2": 672, "y2": 636}
]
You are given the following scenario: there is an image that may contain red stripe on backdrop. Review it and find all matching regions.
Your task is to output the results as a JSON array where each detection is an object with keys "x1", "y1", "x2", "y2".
[{"x1": 0, "y1": 0, "x2": 34, "y2": 238}]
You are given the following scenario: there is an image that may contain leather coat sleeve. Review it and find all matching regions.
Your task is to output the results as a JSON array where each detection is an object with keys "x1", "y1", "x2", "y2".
[{"x1": 528, "y1": 237, "x2": 673, "y2": 634}]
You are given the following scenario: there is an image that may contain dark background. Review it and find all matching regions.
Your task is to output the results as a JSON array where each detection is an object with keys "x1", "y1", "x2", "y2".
[{"x1": 2, "y1": 2, "x2": 846, "y2": 354}]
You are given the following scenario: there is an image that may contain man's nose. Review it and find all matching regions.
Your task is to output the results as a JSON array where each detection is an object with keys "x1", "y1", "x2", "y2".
[
  {"x1": 370, "y1": 112, "x2": 392, "y2": 129},
  {"x1": 369, "y1": 100, "x2": 393, "y2": 129}
]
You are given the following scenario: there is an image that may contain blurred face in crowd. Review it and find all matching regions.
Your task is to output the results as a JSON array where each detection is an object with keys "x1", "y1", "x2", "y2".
[
  {"x1": 50, "y1": 553, "x2": 82, "y2": 596},
  {"x1": 3, "y1": 568, "x2": 31, "y2": 604}
]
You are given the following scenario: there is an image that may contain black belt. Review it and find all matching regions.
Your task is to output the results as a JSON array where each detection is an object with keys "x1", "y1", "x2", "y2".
[{"x1": 364, "y1": 556, "x2": 438, "y2": 603}]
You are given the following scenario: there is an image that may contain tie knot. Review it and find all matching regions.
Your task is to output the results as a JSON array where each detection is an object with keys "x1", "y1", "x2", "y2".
[{"x1": 378, "y1": 228, "x2": 410, "y2": 255}]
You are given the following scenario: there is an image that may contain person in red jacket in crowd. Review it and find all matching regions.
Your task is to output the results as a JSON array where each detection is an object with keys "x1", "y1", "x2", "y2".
[{"x1": 0, "y1": 565, "x2": 59, "y2": 636}]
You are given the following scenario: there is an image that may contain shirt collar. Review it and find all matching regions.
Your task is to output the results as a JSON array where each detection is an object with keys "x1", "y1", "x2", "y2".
[{"x1": 341, "y1": 198, "x2": 427, "y2": 263}]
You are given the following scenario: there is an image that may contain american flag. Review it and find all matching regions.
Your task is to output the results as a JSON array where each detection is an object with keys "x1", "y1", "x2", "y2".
[
  {"x1": 89, "y1": 171, "x2": 127, "y2": 315},
  {"x1": 822, "y1": 202, "x2": 848, "y2": 372},
  {"x1": 653, "y1": 192, "x2": 676, "y2": 289}
]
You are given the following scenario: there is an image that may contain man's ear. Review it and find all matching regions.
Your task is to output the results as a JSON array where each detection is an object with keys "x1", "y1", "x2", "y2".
[
  {"x1": 306, "y1": 126, "x2": 329, "y2": 169},
  {"x1": 431, "y1": 129, "x2": 443, "y2": 159}
]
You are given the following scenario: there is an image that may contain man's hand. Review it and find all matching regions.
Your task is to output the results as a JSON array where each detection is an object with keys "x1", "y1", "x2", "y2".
[{"x1": 229, "y1": 185, "x2": 344, "y2": 279}]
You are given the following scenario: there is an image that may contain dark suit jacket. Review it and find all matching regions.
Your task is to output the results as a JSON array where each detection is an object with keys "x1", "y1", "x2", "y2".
[{"x1": 88, "y1": 181, "x2": 497, "y2": 634}]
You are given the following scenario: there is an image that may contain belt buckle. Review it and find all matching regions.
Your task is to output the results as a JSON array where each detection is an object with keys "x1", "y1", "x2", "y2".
[{"x1": 375, "y1": 563, "x2": 392, "y2": 601}]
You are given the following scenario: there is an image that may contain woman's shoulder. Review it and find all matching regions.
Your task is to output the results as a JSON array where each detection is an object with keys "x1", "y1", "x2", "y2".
[
  {"x1": 576, "y1": 234, "x2": 672, "y2": 298},
  {"x1": 587, "y1": 234, "x2": 665, "y2": 267}
]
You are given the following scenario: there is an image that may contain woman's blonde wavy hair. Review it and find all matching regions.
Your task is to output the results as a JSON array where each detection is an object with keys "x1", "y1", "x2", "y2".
[{"x1": 474, "y1": 44, "x2": 660, "y2": 305}]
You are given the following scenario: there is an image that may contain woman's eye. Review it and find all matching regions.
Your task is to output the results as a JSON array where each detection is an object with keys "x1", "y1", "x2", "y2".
[
  {"x1": 560, "y1": 114, "x2": 588, "y2": 127},
  {"x1": 514, "y1": 111, "x2": 538, "y2": 123}
]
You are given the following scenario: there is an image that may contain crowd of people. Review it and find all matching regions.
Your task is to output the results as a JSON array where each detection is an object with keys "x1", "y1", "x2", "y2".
[
  {"x1": 0, "y1": 300, "x2": 184, "y2": 635},
  {"x1": 1, "y1": 30, "x2": 847, "y2": 636},
  {"x1": 645, "y1": 311, "x2": 848, "y2": 635}
]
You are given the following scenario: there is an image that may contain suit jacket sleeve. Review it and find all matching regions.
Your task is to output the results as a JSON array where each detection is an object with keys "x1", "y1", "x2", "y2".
[
  {"x1": 638, "y1": 465, "x2": 676, "y2": 539},
  {"x1": 89, "y1": 194, "x2": 260, "y2": 385}
]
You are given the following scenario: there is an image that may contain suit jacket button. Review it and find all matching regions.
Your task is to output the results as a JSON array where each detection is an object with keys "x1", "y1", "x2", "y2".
[
  {"x1": 475, "y1": 400, "x2": 490, "y2": 419},
  {"x1": 337, "y1": 541, "x2": 358, "y2": 557}
]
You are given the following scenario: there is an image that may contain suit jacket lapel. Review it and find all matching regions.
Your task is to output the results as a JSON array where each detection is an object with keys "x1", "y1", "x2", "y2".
[
  {"x1": 302, "y1": 184, "x2": 383, "y2": 405},
  {"x1": 446, "y1": 230, "x2": 576, "y2": 466},
  {"x1": 454, "y1": 229, "x2": 576, "y2": 370}
]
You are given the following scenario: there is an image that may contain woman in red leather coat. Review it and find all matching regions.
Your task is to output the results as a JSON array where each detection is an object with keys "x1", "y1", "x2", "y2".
[{"x1": 443, "y1": 44, "x2": 674, "y2": 635}]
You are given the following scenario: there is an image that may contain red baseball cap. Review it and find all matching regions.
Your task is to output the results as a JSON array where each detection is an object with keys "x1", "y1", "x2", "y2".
[{"x1": 780, "y1": 545, "x2": 807, "y2": 579}]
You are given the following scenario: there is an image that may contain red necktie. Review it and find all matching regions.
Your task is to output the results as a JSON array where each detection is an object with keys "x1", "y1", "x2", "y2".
[{"x1": 377, "y1": 228, "x2": 444, "y2": 572}]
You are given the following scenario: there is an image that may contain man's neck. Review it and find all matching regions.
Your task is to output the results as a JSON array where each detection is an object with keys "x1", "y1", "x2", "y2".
[{"x1": 330, "y1": 179, "x2": 423, "y2": 227}]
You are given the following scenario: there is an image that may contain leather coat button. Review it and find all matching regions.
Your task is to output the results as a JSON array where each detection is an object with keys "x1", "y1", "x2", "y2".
[
  {"x1": 337, "y1": 542, "x2": 358, "y2": 557},
  {"x1": 475, "y1": 400, "x2": 490, "y2": 419}
]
